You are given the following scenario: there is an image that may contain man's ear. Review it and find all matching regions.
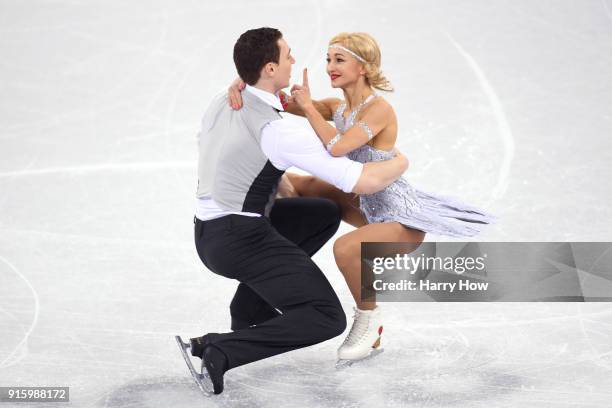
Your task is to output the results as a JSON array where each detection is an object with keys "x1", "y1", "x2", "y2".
[{"x1": 262, "y1": 62, "x2": 276, "y2": 78}]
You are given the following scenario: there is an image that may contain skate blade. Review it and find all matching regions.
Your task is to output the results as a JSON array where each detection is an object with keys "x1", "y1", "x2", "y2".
[
  {"x1": 335, "y1": 347, "x2": 384, "y2": 370},
  {"x1": 174, "y1": 335, "x2": 214, "y2": 396}
]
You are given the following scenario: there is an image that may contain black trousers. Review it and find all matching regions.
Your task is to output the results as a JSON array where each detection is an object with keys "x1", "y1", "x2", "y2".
[{"x1": 194, "y1": 197, "x2": 346, "y2": 370}]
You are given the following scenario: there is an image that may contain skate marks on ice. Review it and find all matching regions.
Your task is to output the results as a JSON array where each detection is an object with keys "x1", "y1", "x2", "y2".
[
  {"x1": 443, "y1": 31, "x2": 515, "y2": 207},
  {"x1": 158, "y1": 308, "x2": 611, "y2": 408},
  {"x1": 0, "y1": 161, "x2": 195, "y2": 179},
  {"x1": 335, "y1": 347, "x2": 384, "y2": 370},
  {"x1": 151, "y1": 332, "x2": 517, "y2": 408},
  {"x1": 396, "y1": 31, "x2": 515, "y2": 220},
  {"x1": 0, "y1": 255, "x2": 40, "y2": 369},
  {"x1": 392, "y1": 305, "x2": 612, "y2": 407},
  {"x1": 97, "y1": 375, "x2": 208, "y2": 408},
  {"x1": 578, "y1": 247, "x2": 612, "y2": 371},
  {"x1": 96, "y1": 304, "x2": 612, "y2": 407}
]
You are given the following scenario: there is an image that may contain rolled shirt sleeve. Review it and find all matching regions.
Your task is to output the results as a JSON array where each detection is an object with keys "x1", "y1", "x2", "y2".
[{"x1": 260, "y1": 115, "x2": 363, "y2": 193}]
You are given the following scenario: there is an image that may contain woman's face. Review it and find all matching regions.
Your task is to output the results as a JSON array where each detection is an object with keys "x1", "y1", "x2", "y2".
[{"x1": 326, "y1": 49, "x2": 364, "y2": 88}]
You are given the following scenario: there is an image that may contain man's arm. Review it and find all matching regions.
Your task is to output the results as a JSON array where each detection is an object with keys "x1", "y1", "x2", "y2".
[
  {"x1": 262, "y1": 118, "x2": 408, "y2": 195},
  {"x1": 353, "y1": 152, "x2": 409, "y2": 194}
]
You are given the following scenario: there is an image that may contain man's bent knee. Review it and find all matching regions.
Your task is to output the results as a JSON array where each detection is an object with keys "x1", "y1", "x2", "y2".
[
  {"x1": 312, "y1": 303, "x2": 347, "y2": 340},
  {"x1": 318, "y1": 198, "x2": 342, "y2": 232}
]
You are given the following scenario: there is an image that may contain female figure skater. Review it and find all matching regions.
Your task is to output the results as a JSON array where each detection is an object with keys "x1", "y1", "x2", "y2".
[{"x1": 228, "y1": 32, "x2": 495, "y2": 365}]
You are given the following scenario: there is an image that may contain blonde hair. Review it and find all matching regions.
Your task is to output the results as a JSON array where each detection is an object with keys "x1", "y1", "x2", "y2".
[{"x1": 329, "y1": 32, "x2": 393, "y2": 92}]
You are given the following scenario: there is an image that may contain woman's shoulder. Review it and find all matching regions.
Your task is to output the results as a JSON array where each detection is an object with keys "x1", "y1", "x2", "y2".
[
  {"x1": 363, "y1": 95, "x2": 396, "y2": 121},
  {"x1": 370, "y1": 95, "x2": 393, "y2": 111}
]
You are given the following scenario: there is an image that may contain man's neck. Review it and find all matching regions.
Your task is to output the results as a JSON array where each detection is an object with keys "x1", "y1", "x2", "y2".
[{"x1": 252, "y1": 81, "x2": 279, "y2": 96}]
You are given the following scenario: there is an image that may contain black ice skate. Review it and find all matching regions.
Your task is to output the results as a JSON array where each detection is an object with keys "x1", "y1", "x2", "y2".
[{"x1": 175, "y1": 335, "x2": 227, "y2": 395}]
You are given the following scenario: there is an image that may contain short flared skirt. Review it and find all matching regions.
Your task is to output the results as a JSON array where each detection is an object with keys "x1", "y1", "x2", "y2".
[{"x1": 358, "y1": 177, "x2": 496, "y2": 237}]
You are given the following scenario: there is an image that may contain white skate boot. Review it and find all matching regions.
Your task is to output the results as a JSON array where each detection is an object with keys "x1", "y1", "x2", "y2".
[{"x1": 336, "y1": 306, "x2": 383, "y2": 369}]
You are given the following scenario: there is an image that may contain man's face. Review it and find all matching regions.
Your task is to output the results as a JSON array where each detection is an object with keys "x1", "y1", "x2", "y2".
[{"x1": 274, "y1": 38, "x2": 295, "y2": 89}]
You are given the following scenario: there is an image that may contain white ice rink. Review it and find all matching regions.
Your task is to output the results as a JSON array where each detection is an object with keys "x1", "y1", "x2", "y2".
[{"x1": 1, "y1": 0, "x2": 612, "y2": 406}]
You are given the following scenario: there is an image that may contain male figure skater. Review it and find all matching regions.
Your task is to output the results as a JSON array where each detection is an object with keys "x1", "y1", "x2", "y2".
[{"x1": 177, "y1": 27, "x2": 408, "y2": 395}]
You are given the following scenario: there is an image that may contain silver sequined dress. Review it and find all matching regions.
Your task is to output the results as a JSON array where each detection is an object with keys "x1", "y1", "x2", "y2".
[{"x1": 334, "y1": 99, "x2": 495, "y2": 237}]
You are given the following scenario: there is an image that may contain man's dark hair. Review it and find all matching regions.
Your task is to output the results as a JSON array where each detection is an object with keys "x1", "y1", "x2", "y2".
[{"x1": 233, "y1": 27, "x2": 283, "y2": 85}]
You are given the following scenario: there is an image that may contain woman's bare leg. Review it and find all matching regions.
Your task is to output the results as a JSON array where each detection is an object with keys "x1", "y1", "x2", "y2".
[
  {"x1": 286, "y1": 173, "x2": 425, "y2": 308},
  {"x1": 333, "y1": 222, "x2": 425, "y2": 310},
  {"x1": 285, "y1": 173, "x2": 367, "y2": 228}
]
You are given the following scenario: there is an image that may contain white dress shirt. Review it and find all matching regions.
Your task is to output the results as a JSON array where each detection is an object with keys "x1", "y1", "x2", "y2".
[{"x1": 195, "y1": 85, "x2": 363, "y2": 221}]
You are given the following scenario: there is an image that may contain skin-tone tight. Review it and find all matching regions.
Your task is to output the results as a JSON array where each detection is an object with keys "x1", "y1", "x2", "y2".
[{"x1": 286, "y1": 173, "x2": 425, "y2": 310}]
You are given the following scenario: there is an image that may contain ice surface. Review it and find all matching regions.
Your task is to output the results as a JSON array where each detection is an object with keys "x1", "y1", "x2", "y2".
[{"x1": 1, "y1": 0, "x2": 612, "y2": 406}]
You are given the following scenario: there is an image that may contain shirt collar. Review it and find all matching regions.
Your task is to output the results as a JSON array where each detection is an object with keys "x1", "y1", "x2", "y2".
[{"x1": 245, "y1": 84, "x2": 284, "y2": 112}]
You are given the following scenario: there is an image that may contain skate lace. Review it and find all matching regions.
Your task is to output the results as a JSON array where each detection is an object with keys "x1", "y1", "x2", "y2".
[{"x1": 342, "y1": 307, "x2": 371, "y2": 347}]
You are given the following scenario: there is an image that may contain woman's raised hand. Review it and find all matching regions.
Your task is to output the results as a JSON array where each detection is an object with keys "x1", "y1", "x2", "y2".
[
  {"x1": 228, "y1": 77, "x2": 246, "y2": 110},
  {"x1": 290, "y1": 68, "x2": 313, "y2": 109}
]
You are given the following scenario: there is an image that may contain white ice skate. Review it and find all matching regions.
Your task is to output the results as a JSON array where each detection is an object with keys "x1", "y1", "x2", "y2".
[{"x1": 336, "y1": 307, "x2": 384, "y2": 369}]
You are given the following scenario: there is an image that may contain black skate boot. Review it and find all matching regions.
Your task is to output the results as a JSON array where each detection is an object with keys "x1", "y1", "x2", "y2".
[{"x1": 175, "y1": 335, "x2": 228, "y2": 396}]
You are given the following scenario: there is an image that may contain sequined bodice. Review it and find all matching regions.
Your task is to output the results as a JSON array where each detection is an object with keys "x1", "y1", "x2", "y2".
[
  {"x1": 332, "y1": 95, "x2": 395, "y2": 163},
  {"x1": 327, "y1": 96, "x2": 494, "y2": 236},
  {"x1": 332, "y1": 95, "x2": 376, "y2": 136},
  {"x1": 332, "y1": 95, "x2": 422, "y2": 219}
]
